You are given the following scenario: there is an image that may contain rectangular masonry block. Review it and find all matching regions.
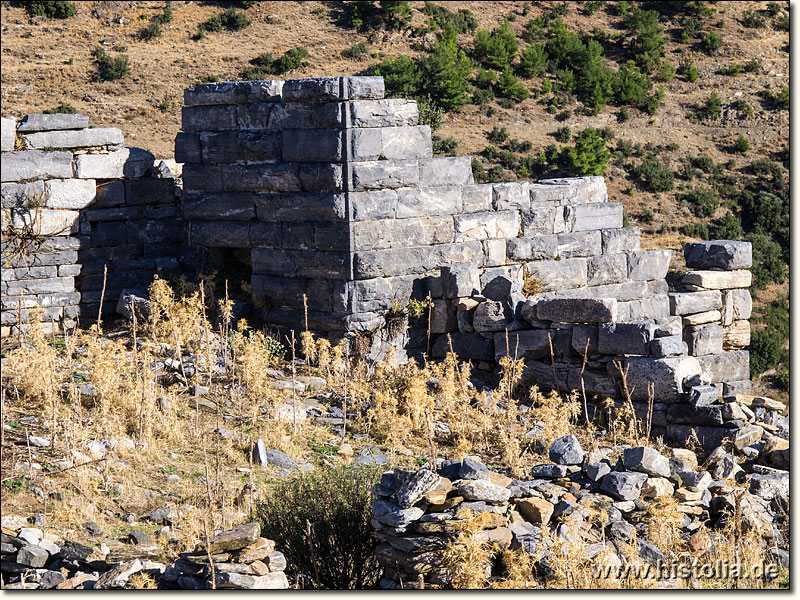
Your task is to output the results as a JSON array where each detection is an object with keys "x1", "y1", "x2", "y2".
[
  {"x1": 668, "y1": 290, "x2": 721, "y2": 316},
  {"x1": 492, "y1": 182, "x2": 530, "y2": 211},
  {"x1": 494, "y1": 329, "x2": 553, "y2": 361},
  {"x1": 3, "y1": 207, "x2": 80, "y2": 237},
  {"x1": 395, "y1": 186, "x2": 461, "y2": 218},
  {"x1": 282, "y1": 129, "x2": 342, "y2": 163},
  {"x1": 349, "y1": 189, "x2": 397, "y2": 221},
  {"x1": 281, "y1": 76, "x2": 384, "y2": 102},
  {"x1": 461, "y1": 184, "x2": 493, "y2": 214},
  {"x1": 506, "y1": 236, "x2": 557, "y2": 262},
  {"x1": 618, "y1": 296, "x2": 670, "y2": 322},
  {"x1": 684, "y1": 240, "x2": 752, "y2": 270},
  {"x1": 83, "y1": 206, "x2": 142, "y2": 222},
  {"x1": 349, "y1": 126, "x2": 432, "y2": 162},
  {"x1": 189, "y1": 221, "x2": 251, "y2": 248},
  {"x1": 721, "y1": 289, "x2": 752, "y2": 325},
  {"x1": 75, "y1": 148, "x2": 154, "y2": 179},
  {"x1": 587, "y1": 254, "x2": 627, "y2": 286},
  {"x1": 618, "y1": 356, "x2": 702, "y2": 402},
  {"x1": 535, "y1": 176, "x2": 607, "y2": 204},
  {"x1": 540, "y1": 280, "x2": 647, "y2": 302},
  {"x1": 685, "y1": 323, "x2": 723, "y2": 356},
  {"x1": 696, "y1": 351, "x2": 749, "y2": 383},
  {"x1": 682, "y1": 310, "x2": 721, "y2": 326},
  {"x1": 598, "y1": 322, "x2": 655, "y2": 355},
  {"x1": 17, "y1": 113, "x2": 89, "y2": 132},
  {"x1": 183, "y1": 79, "x2": 284, "y2": 107},
  {"x1": 235, "y1": 102, "x2": 278, "y2": 130},
  {"x1": 174, "y1": 132, "x2": 201, "y2": 163},
  {"x1": 44, "y1": 178, "x2": 96, "y2": 209},
  {"x1": 294, "y1": 250, "x2": 350, "y2": 279},
  {"x1": 2, "y1": 276, "x2": 74, "y2": 296},
  {"x1": 248, "y1": 221, "x2": 282, "y2": 247},
  {"x1": 348, "y1": 98, "x2": 418, "y2": 128},
  {"x1": 3, "y1": 249, "x2": 78, "y2": 269},
  {"x1": 602, "y1": 227, "x2": 640, "y2": 254},
  {"x1": 182, "y1": 163, "x2": 306, "y2": 193},
  {"x1": 421, "y1": 156, "x2": 473, "y2": 187},
  {"x1": 682, "y1": 270, "x2": 752, "y2": 290},
  {"x1": 201, "y1": 130, "x2": 283, "y2": 163},
  {"x1": 526, "y1": 257, "x2": 587, "y2": 292},
  {"x1": 255, "y1": 192, "x2": 347, "y2": 222},
  {"x1": 251, "y1": 249, "x2": 295, "y2": 277},
  {"x1": 352, "y1": 241, "x2": 483, "y2": 279},
  {"x1": 572, "y1": 202, "x2": 623, "y2": 232},
  {"x1": 723, "y1": 320, "x2": 750, "y2": 349},
  {"x1": 1, "y1": 150, "x2": 73, "y2": 182},
  {"x1": 536, "y1": 298, "x2": 617, "y2": 323},
  {"x1": 2, "y1": 116, "x2": 17, "y2": 151},
  {"x1": 556, "y1": 230, "x2": 601, "y2": 259},
  {"x1": 23, "y1": 128, "x2": 123, "y2": 150},
  {"x1": 351, "y1": 160, "x2": 419, "y2": 191},
  {"x1": 454, "y1": 210, "x2": 520, "y2": 241},
  {"x1": 124, "y1": 178, "x2": 175, "y2": 205},
  {"x1": 351, "y1": 216, "x2": 453, "y2": 251},
  {"x1": 2, "y1": 265, "x2": 58, "y2": 281},
  {"x1": 182, "y1": 192, "x2": 256, "y2": 221},
  {"x1": 483, "y1": 239, "x2": 507, "y2": 266},
  {"x1": 521, "y1": 205, "x2": 556, "y2": 235},
  {"x1": 627, "y1": 250, "x2": 671, "y2": 281},
  {"x1": 1, "y1": 181, "x2": 45, "y2": 208},
  {"x1": 181, "y1": 104, "x2": 237, "y2": 132}
]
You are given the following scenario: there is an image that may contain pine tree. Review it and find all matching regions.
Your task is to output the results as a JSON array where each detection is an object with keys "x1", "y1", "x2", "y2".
[
  {"x1": 496, "y1": 65, "x2": 530, "y2": 101},
  {"x1": 474, "y1": 22, "x2": 518, "y2": 70},
  {"x1": 424, "y1": 26, "x2": 473, "y2": 110},
  {"x1": 563, "y1": 128, "x2": 611, "y2": 176},
  {"x1": 519, "y1": 43, "x2": 547, "y2": 77}
]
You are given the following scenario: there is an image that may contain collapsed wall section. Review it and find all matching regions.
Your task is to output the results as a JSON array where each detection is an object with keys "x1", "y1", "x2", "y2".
[{"x1": 1, "y1": 113, "x2": 182, "y2": 334}]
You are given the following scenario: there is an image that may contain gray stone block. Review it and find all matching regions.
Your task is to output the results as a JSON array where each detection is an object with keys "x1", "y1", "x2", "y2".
[
  {"x1": 682, "y1": 270, "x2": 752, "y2": 290},
  {"x1": 668, "y1": 290, "x2": 721, "y2": 315},
  {"x1": 3, "y1": 276, "x2": 74, "y2": 296},
  {"x1": 1, "y1": 116, "x2": 16, "y2": 151},
  {"x1": 541, "y1": 280, "x2": 647, "y2": 302},
  {"x1": 721, "y1": 289, "x2": 751, "y2": 325},
  {"x1": 348, "y1": 99, "x2": 418, "y2": 128},
  {"x1": 650, "y1": 335, "x2": 687, "y2": 357},
  {"x1": 44, "y1": 179, "x2": 96, "y2": 209},
  {"x1": 282, "y1": 129, "x2": 341, "y2": 162},
  {"x1": 684, "y1": 240, "x2": 752, "y2": 270},
  {"x1": 483, "y1": 239, "x2": 507, "y2": 266},
  {"x1": 526, "y1": 258, "x2": 587, "y2": 291},
  {"x1": 182, "y1": 163, "x2": 300, "y2": 193},
  {"x1": 598, "y1": 322, "x2": 655, "y2": 355},
  {"x1": 536, "y1": 298, "x2": 617, "y2": 323},
  {"x1": 1, "y1": 181, "x2": 45, "y2": 208},
  {"x1": 17, "y1": 113, "x2": 89, "y2": 132},
  {"x1": 521, "y1": 205, "x2": 556, "y2": 235},
  {"x1": 556, "y1": 230, "x2": 601, "y2": 258},
  {"x1": 666, "y1": 404, "x2": 723, "y2": 426},
  {"x1": 506, "y1": 236, "x2": 557, "y2": 261},
  {"x1": 235, "y1": 102, "x2": 281, "y2": 130},
  {"x1": 572, "y1": 202, "x2": 622, "y2": 232},
  {"x1": 189, "y1": 221, "x2": 250, "y2": 248},
  {"x1": 3, "y1": 207, "x2": 80, "y2": 237},
  {"x1": 23, "y1": 128, "x2": 123, "y2": 150},
  {"x1": 83, "y1": 206, "x2": 141, "y2": 222},
  {"x1": 267, "y1": 102, "x2": 343, "y2": 130},
  {"x1": 395, "y1": 186, "x2": 461, "y2": 218},
  {"x1": 552, "y1": 205, "x2": 574, "y2": 234},
  {"x1": 722, "y1": 380, "x2": 752, "y2": 396},
  {"x1": 299, "y1": 163, "x2": 343, "y2": 192},
  {"x1": 494, "y1": 329, "x2": 553, "y2": 360},
  {"x1": 181, "y1": 104, "x2": 237, "y2": 132},
  {"x1": 430, "y1": 332, "x2": 493, "y2": 361},
  {"x1": 441, "y1": 264, "x2": 480, "y2": 298},
  {"x1": 618, "y1": 296, "x2": 670, "y2": 322},
  {"x1": 349, "y1": 126, "x2": 431, "y2": 162},
  {"x1": 1, "y1": 150, "x2": 73, "y2": 182},
  {"x1": 421, "y1": 156, "x2": 474, "y2": 187},
  {"x1": 536, "y1": 176, "x2": 607, "y2": 203},
  {"x1": 587, "y1": 254, "x2": 627, "y2": 286},
  {"x1": 685, "y1": 323, "x2": 723, "y2": 356},
  {"x1": 174, "y1": 132, "x2": 201, "y2": 163},
  {"x1": 351, "y1": 216, "x2": 452, "y2": 251},
  {"x1": 94, "y1": 180, "x2": 125, "y2": 207},
  {"x1": 571, "y1": 324, "x2": 597, "y2": 355},
  {"x1": 666, "y1": 425, "x2": 732, "y2": 452},
  {"x1": 124, "y1": 178, "x2": 175, "y2": 205},
  {"x1": 352, "y1": 242, "x2": 483, "y2": 279},
  {"x1": 647, "y1": 279, "x2": 668, "y2": 296},
  {"x1": 351, "y1": 160, "x2": 419, "y2": 190},
  {"x1": 627, "y1": 250, "x2": 671, "y2": 281},
  {"x1": 454, "y1": 210, "x2": 520, "y2": 241},
  {"x1": 75, "y1": 148, "x2": 154, "y2": 179},
  {"x1": 472, "y1": 300, "x2": 509, "y2": 332},
  {"x1": 281, "y1": 76, "x2": 383, "y2": 102},
  {"x1": 601, "y1": 227, "x2": 640, "y2": 254},
  {"x1": 249, "y1": 221, "x2": 283, "y2": 247},
  {"x1": 492, "y1": 182, "x2": 530, "y2": 211},
  {"x1": 618, "y1": 356, "x2": 702, "y2": 402},
  {"x1": 654, "y1": 315, "x2": 682, "y2": 337},
  {"x1": 350, "y1": 189, "x2": 397, "y2": 220},
  {"x1": 689, "y1": 385, "x2": 719, "y2": 407},
  {"x1": 201, "y1": 130, "x2": 282, "y2": 163},
  {"x1": 461, "y1": 184, "x2": 493, "y2": 213},
  {"x1": 182, "y1": 192, "x2": 256, "y2": 220},
  {"x1": 183, "y1": 79, "x2": 284, "y2": 106},
  {"x1": 255, "y1": 192, "x2": 347, "y2": 222}
]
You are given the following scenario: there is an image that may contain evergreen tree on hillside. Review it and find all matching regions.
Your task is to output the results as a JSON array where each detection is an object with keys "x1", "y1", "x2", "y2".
[{"x1": 424, "y1": 26, "x2": 473, "y2": 110}]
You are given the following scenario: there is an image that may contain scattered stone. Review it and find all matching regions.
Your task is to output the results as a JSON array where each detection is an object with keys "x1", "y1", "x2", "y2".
[
  {"x1": 548, "y1": 435, "x2": 584, "y2": 465},
  {"x1": 600, "y1": 471, "x2": 648, "y2": 501},
  {"x1": 623, "y1": 447, "x2": 670, "y2": 478}
]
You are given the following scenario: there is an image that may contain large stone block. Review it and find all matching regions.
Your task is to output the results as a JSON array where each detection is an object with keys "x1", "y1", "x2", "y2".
[
  {"x1": 183, "y1": 79, "x2": 284, "y2": 106},
  {"x1": 351, "y1": 216, "x2": 452, "y2": 251},
  {"x1": 174, "y1": 132, "x2": 202, "y2": 163},
  {"x1": 348, "y1": 98, "x2": 418, "y2": 128},
  {"x1": 521, "y1": 205, "x2": 556, "y2": 235},
  {"x1": 350, "y1": 189, "x2": 397, "y2": 220},
  {"x1": 254, "y1": 192, "x2": 346, "y2": 223},
  {"x1": 525, "y1": 258, "x2": 587, "y2": 292},
  {"x1": 182, "y1": 192, "x2": 256, "y2": 220},
  {"x1": 44, "y1": 179, "x2": 96, "y2": 209},
  {"x1": 441, "y1": 264, "x2": 480, "y2": 298},
  {"x1": 395, "y1": 186, "x2": 461, "y2": 218},
  {"x1": 431, "y1": 332, "x2": 493, "y2": 361},
  {"x1": 541, "y1": 280, "x2": 647, "y2": 302},
  {"x1": 627, "y1": 250, "x2": 671, "y2": 281},
  {"x1": 1, "y1": 150, "x2": 73, "y2": 182},
  {"x1": 282, "y1": 129, "x2": 342, "y2": 162},
  {"x1": 506, "y1": 236, "x2": 557, "y2": 261},
  {"x1": 351, "y1": 160, "x2": 419, "y2": 191},
  {"x1": 587, "y1": 254, "x2": 627, "y2": 285},
  {"x1": 75, "y1": 148, "x2": 154, "y2": 179},
  {"x1": 17, "y1": 113, "x2": 89, "y2": 132},
  {"x1": 684, "y1": 240, "x2": 752, "y2": 270},
  {"x1": 618, "y1": 356, "x2": 702, "y2": 402},
  {"x1": 618, "y1": 296, "x2": 670, "y2": 322},
  {"x1": 181, "y1": 104, "x2": 237, "y2": 132},
  {"x1": 454, "y1": 210, "x2": 520, "y2": 241},
  {"x1": 1, "y1": 116, "x2": 16, "y2": 151},
  {"x1": 267, "y1": 102, "x2": 343, "y2": 130},
  {"x1": 189, "y1": 221, "x2": 251, "y2": 248},
  {"x1": 281, "y1": 76, "x2": 383, "y2": 102},
  {"x1": 22, "y1": 128, "x2": 123, "y2": 150},
  {"x1": 685, "y1": 323, "x2": 723, "y2": 356},
  {"x1": 556, "y1": 231, "x2": 601, "y2": 258},
  {"x1": 571, "y1": 324, "x2": 597, "y2": 355},
  {"x1": 721, "y1": 289, "x2": 752, "y2": 325},
  {"x1": 668, "y1": 290, "x2": 722, "y2": 315},
  {"x1": 536, "y1": 176, "x2": 607, "y2": 204},
  {"x1": 461, "y1": 184, "x2": 493, "y2": 214},
  {"x1": 201, "y1": 130, "x2": 283, "y2": 163},
  {"x1": 3, "y1": 276, "x2": 74, "y2": 296},
  {"x1": 492, "y1": 182, "x2": 530, "y2": 211},
  {"x1": 124, "y1": 178, "x2": 175, "y2": 205},
  {"x1": 682, "y1": 270, "x2": 752, "y2": 290},
  {"x1": 3, "y1": 207, "x2": 79, "y2": 237},
  {"x1": 696, "y1": 351, "x2": 750, "y2": 385},
  {"x1": 650, "y1": 335, "x2": 687, "y2": 357},
  {"x1": 723, "y1": 320, "x2": 750, "y2": 349},
  {"x1": 598, "y1": 322, "x2": 655, "y2": 355},
  {"x1": 536, "y1": 298, "x2": 617, "y2": 323},
  {"x1": 353, "y1": 242, "x2": 483, "y2": 280},
  {"x1": 1, "y1": 181, "x2": 45, "y2": 208},
  {"x1": 182, "y1": 163, "x2": 298, "y2": 193},
  {"x1": 572, "y1": 202, "x2": 622, "y2": 232},
  {"x1": 494, "y1": 329, "x2": 553, "y2": 360},
  {"x1": 349, "y1": 126, "x2": 432, "y2": 162},
  {"x1": 421, "y1": 156, "x2": 473, "y2": 186},
  {"x1": 601, "y1": 227, "x2": 640, "y2": 254}
]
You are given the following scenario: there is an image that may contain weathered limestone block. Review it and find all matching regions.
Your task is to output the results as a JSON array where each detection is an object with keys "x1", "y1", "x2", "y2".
[
  {"x1": 349, "y1": 99, "x2": 418, "y2": 128},
  {"x1": 353, "y1": 242, "x2": 483, "y2": 279},
  {"x1": 506, "y1": 236, "x2": 557, "y2": 261},
  {"x1": 483, "y1": 238, "x2": 506, "y2": 266},
  {"x1": 2, "y1": 276, "x2": 74, "y2": 296},
  {"x1": 181, "y1": 104, "x2": 237, "y2": 132},
  {"x1": 650, "y1": 335, "x2": 687, "y2": 357},
  {"x1": 421, "y1": 157, "x2": 473, "y2": 186},
  {"x1": 571, "y1": 324, "x2": 597, "y2": 355},
  {"x1": 525, "y1": 258, "x2": 587, "y2": 291},
  {"x1": 182, "y1": 163, "x2": 299, "y2": 193},
  {"x1": 1, "y1": 181, "x2": 45, "y2": 207},
  {"x1": 572, "y1": 202, "x2": 622, "y2": 232},
  {"x1": 684, "y1": 240, "x2": 752, "y2": 270},
  {"x1": 396, "y1": 186, "x2": 461, "y2": 218},
  {"x1": 281, "y1": 76, "x2": 384, "y2": 102},
  {"x1": 281, "y1": 129, "x2": 342, "y2": 162},
  {"x1": 627, "y1": 250, "x2": 671, "y2": 281},
  {"x1": 350, "y1": 189, "x2": 397, "y2": 220},
  {"x1": 556, "y1": 230, "x2": 601, "y2": 258},
  {"x1": 492, "y1": 182, "x2": 530, "y2": 211},
  {"x1": 189, "y1": 221, "x2": 251, "y2": 248},
  {"x1": 586, "y1": 254, "x2": 627, "y2": 286},
  {"x1": 530, "y1": 176, "x2": 606, "y2": 204},
  {"x1": 723, "y1": 320, "x2": 750, "y2": 349},
  {"x1": 75, "y1": 148, "x2": 154, "y2": 179},
  {"x1": 2, "y1": 150, "x2": 73, "y2": 182},
  {"x1": 269, "y1": 102, "x2": 344, "y2": 130},
  {"x1": 682, "y1": 310, "x2": 721, "y2": 326},
  {"x1": 2, "y1": 207, "x2": 80, "y2": 237},
  {"x1": 197, "y1": 130, "x2": 283, "y2": 163},
  {"x1": 521, "y1": 205, "x2": 556, "y2": 235},
  {"x1": 618, "y1": 296, "x2": 670, "y2": 322},
  {"x1": 598, "y1": 322, "x2": 655, "y2": 355},
  {"x1": 351, "y1": 160, "x2": 419, "y2": 190},
  {"x1": 536, "y1": 298, "x2": 617, "y2": 323},
  {"x1": 183, "y1": 80, "x2": 284, "y2": 107},
  {"x1": 472, "y1": 300, "x2": 509, "y2": 332},
  {"x1": 721, "y1": 289, "x2": 752, "y2": 325},
  {"x1": 348, "y1": 126, "x2": 432, "y2": 162},
  {"x1": 182, "y1": 192, "x2": 256, "y2": 221},
  {"x1": 22, "y1": 128, "x2": 123, "y2": 150},
  {"x1": 619, "y1": 356, "x2": 702, "y2": 402},
  {"x1": 429, "y1": 298, "x2": 458, "y2": 334},
  {"x1": 441, "y1": 264, "x2": 480, "y2": 298},
  {"x1": 494, "y1": 329, "x2": 553, "y2": 360},
  {"x1": 461, "y1": 184, "x2": 493, "y2": 214},
  {"x1": 1, "y1": 116, "x2": 16, "y2": 151},
  {"x1": 254, "y1": 192, "x2": 346, "y2": 222},
  {"x1": 722, "y1": 380, "x2": 752, "y2": 395},
  {"x1": 2, "y1": 265, "x2": 58, "y2": 281},
  {"x1": 541, "y1": 280, "x2": 646, "y2": 302},
  {"x1": 685, "y1": 323, "x2": 723, "y2": 356},
  {"x1": 601, "y1": 227, "x2": 640, "y2": 254},
  {"x1": 430, "y1": 332, "x2": 493, "y2": 361},
  {"x1": 17, "y1": 113, "x2": 89, "y2": 132},
  {"x1": 351, "y1": 216, "x2": 453, "y2": 251},
  {"x1": 682, "y1": 270, "x2": 752, "y2": 290},
  {"x1": 44, "y1": 179, "x2": 96, "y2": 209},
  {"x1": 454, "y1": 210, "x2": 520, "y2": 241},
  {"x1": 668, "y1": 290, "x2": 721, "y2": 315},
  {"x1": 654, "y1": 315, "x2": 682, "y2": 337},
  {"x1": 666, "y1": 404, "x2": 723, "y2": 426}
]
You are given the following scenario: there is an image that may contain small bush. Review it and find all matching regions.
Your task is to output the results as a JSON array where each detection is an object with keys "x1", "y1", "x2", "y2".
[
  {"x1": 422, "y1": 2, "x2": 477, "y2": 34},
  {"x1": 272, "y1": 47, "x2": 309, "y2": 74},
  {"x1": 630, "y1": 158, "x2": 674, "y2": 192},
  {"x1": 639, "y1": 84, "x2": 665, "y2": 115},
  {"x1": 701, "y1": 31, "x2": 722, "y2": 53},
  {"x1": 472, "y1": 88, "x2": 493, "y2": 106},
  {"x1": 342, "y1": 42, "x2": 369, "y2": 59},
  {"x1": 562, "y1": 127, "x2": 611, "y2": 176},
  {"x1": 554, "y1": 126, "x2": 571, "y2": 143},
  {"x1": 772, "y1": 12, "x2": 789, "y2": 32},
  {"x1": 474, "y1": 22, "x2": 518, "y2": 70},
  {"x1": 44, "y1": 102, "x2": 76, "y2": 114},
  {"x1": 741, "y1": 9, "x2": 765, "y2": 28},
  {"x1": 255, "y1": 465, "x2": 381, "y2": 589},
  {"x1": 654, "y1": 60, "x2": 675, "y2": 82},
  {"x1": 141, "y1": 20, "x2": 162, "y2": 41},
  {"x1": 775, "y1": 85, "x2": 789, "y2": 110},
  {"x1": 678, "y1": 58, "x2": 699, "y2": 82},
  {"x1": 197, "y1": 7, "x2": 250, "y2": 37},
  {"x1": 677, "y1": 186, "x2": 719, "y2": 217},
  {"x1": 682, "y1": 221, "x2": 709, "y2": 239},
  {"x1": 693, "y1": 154, "x2": 715, "y2": 173},
  {"x1": 416, "y1": 95, "x2": 444, "y2": 133},
  {"x1": 765, "y1": 2, "x2": 784, "y2": 17},
  {"x1": 733, "y1": 99, "x2": 753, "y2": 117},
  {"x1": 617, "y1": 107, "x2": 630, "y2": 123},
  {"x1": 27, "y1": 1, "x2": 76, "y2": 19},
  {"x1": 541, "y1": 79, "x2": 553, "y2": 94},
  {"x1": 734, "y1": 134, "x2": 750, "y2": 153},
  {"x1": 496, "y1": 66, "x2": 529, "y2": 101},
  {"x1": 719, "y1": 62, "x2": 742, "y2": 76},
  {"x1": 92, "y1": 47, "x2": 129, "y2": 82},
  {"x1": 555, "y1": 109, "x2": 571, "y2": 122},
  {"x1": 488, "y1": 126, "x2": 509, "y2": 144},
  {"x1": 519, "y1": 43, "x2": 547, "y2": 78},
  {"x1": 743, "y1": 57, "x2": 762, "y2": 73},
  {"x1": 433, "y1": 135, "x2": 459, "y2": 156},
  {"x1": 639, "y1": 206, "x2": 655, "y2": 224},
  {"x1": 705, "y1": 91, "x2": 722, "y2": 118},
  {"x1": 714, "y1": 211, "x2": 744, "y2": 240},
  {"x1": 367, "y1": 55, "x2": 422, "y2": 98}
]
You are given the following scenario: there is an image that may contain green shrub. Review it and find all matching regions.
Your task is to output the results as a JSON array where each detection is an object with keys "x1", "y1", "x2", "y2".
[
  {"x1": 630, "y1": 158, "x2": 674, "y2": 192},
  {"x1": 255, "y1": 465, "x2": 382, "y2": 589},
  {"x1": 714, "y1": 211, "x2": 744, "y2": 240},
  {"x1": 422, "y1": 2, "x2": 477, "y2": 33},
  {"x1": 719, "y1": 62, "x2": 742, "y2": 76},
  {"x1": 693, "y1": 154, "x2": 715, "y2": 173},
  {"x1": 432, "y1": 135, "x2": 458, "y2": 156},
  {"x1": 774, "y1": 370, "x2": 789, "y2": 392},
  {"x1": 678, "y1": 58, "x2": 699, "y2": 82},
  {"x1": 775, "y1": 85, "x2": 789, "y2": 110},
  {"x1": 554, "y1": 126, "x2": 571, "y2": 143},
  {"x1": 677, "y1": 186, "x2": 719, "y2": 217},
  {"x1": 705, "y1": 91, "x2": 722, "y2": 118},
  {"x1": 27, "y1": 1, "x2": 76, "y2": 19},
  {"x1": 44, "y1": 102, "x2": 76, "y2": 114},
  {"x1": 423, "y1": 26, "x2": 473, "y2": 110},
  {"x1": 622, "y1": 8, "x2": 665, "y2": 71},
  {"x1": 750, "y1": 296, "x2": 788, "y2": 376},
  {"x1": 496, "y1": 66, "x2": 530, "y2": 101},
  {"x1": 741, "y1": 8, "x2": 765, "y2": 28},
  {"x1": 519, "y1": 43, "x2": 548, "y2": 78},
  {"x1": 472, "y1": 88, "x2": 493, "y2": 106},
  {"x1": 556, "y1": 68, "x2": 576, "y2": 92},
  {"x1": 639, "y1": 206, "x2": 655, "y2": 224},
  {"x1": 272, "y1": 47, "x2": 309, "y2": 74},
  {"x1": 541, "y1": 79, "x2": 553, "y2": 94},
  {"x1": 743, "y1": 57, "x2": 762, "y2": 73},
  {"x1": 367, "y1": 55, "x2": 422, "y2": 98},
  {"x1": 141, "y1": 20, "x2": 162, "y2": 41},
  {"x1": 488, "y1": 126, "x2": 509, "y2": 144},
  {"x1": 617, "y1": 107, "x2": 630, "y2": 123},
  {"x1": 654, "y1": 60, "x2": 675, "y2": 82},
  {"x1": 563, "y1": 127, "x2": 611, "y2": 176},
  {"x1": 733, "y1": 99, "x2": 753, "y2": 117},
  {"x1": 772, "y1": 13, "x2": 789, "y2": 32},
  {"x1": 682, "y1": 221, "x2": 709, "y2": 239},
  {"x1": 613, "y1": 61, "x2": 650, "y2": 103},
  {"x1": 378, "y1": 0, "x2": 413, "y2": 30},
  {"x1": 91, "y1": 47, "x2": 129, "y2": 81},
  {"x1": 342, "y1": 42, "x2": 369, "y2": 59},
  {"x1": 765, "y1": 2, "x2": 784, "y2": 17},
  {"x1": 416, "y1": 95, "x2": 444, "y2": 133},
  {"x1": 474, "y1": 67, "x2": 496, "y2": 88},
  {"x1": 555, "y1": 109, "x2": 572, "y2": 122},
  {"x1": 524, "y1": 15, "x2": 548, "y2": 42},
  {"x1": 701, "y1": 30, "x2": 722, "y2": 53},
  {"x1": 734, "y1": 134, "x2": 750, "y2": 153},
  {"x1": 198, "y1": 7, "x2": 250, "y2": 37},
  {"x1": 474, "y1": 22, "x2": 518, "y2": 70}
]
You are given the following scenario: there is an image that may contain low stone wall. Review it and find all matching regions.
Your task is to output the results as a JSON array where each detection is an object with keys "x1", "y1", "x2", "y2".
[{"x1": 1, "y1": 113, "x2": 182, "y2": 334}]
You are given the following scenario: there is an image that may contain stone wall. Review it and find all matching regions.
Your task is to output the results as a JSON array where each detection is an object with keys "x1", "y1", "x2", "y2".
[{"x1": 1, "y1": 113, "x2": 182, "y2": 334}]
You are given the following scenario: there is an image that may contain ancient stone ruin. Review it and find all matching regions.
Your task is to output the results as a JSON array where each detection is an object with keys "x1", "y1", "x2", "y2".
[{"x1": 2, "y1": 76, "x2": 754, "y2": 449}]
